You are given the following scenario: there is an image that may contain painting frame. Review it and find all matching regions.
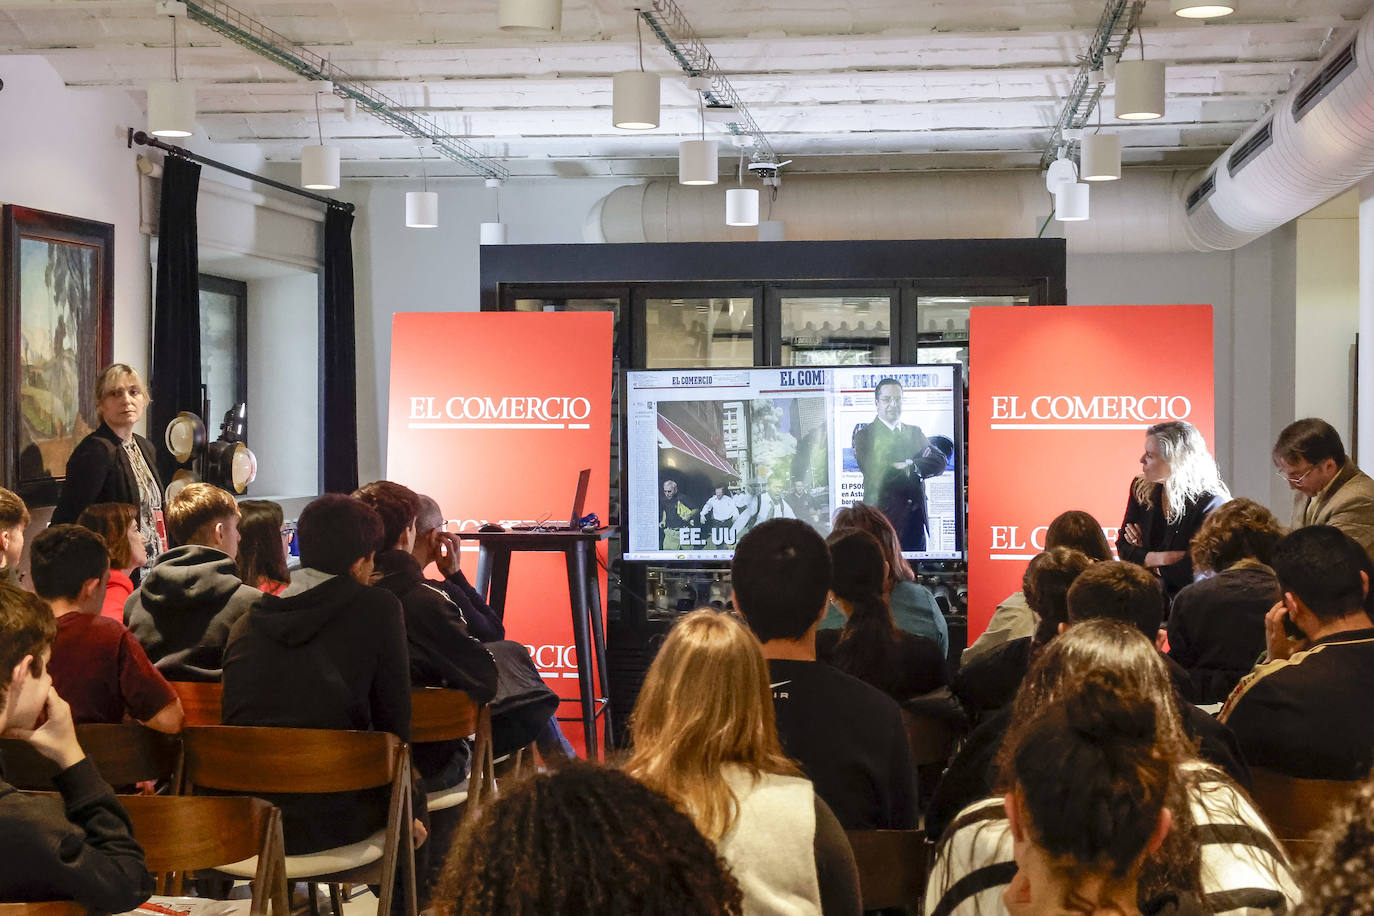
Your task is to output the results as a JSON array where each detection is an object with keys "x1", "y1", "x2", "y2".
[{"x1": 1, "y1": 206, "x2": 115, "y2": 506}]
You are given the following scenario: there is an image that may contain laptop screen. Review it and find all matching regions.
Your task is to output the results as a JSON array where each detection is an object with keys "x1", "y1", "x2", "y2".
[{"x1": 568, "y1": 468, "x2": 591, "y2": 527}]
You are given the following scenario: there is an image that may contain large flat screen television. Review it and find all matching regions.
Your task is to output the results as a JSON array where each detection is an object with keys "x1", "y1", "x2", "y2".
[{"x1": 625, "y1": 364, "x2": 964, "y2": 562}]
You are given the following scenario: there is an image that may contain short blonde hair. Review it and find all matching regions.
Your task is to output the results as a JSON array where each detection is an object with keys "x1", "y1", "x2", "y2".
[
  {"x1": 623, "y1": 609, "x2": 799, "y2": 840},
  {"x1": 167, "y1": 482, "x2": 239, "y2": 546},
  {"x1": 95, "y1": 363, "x2": 151, "y2": 406}
]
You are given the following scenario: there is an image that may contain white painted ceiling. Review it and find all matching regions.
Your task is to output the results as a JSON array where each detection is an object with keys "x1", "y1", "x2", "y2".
[{"x1": 1, "y1": 0, "x2": 1370, "y2": 178}]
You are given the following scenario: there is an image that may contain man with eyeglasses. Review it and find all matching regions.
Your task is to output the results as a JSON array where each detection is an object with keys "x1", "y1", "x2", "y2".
[{"x1": 1272, "y1": 418, "x2": 1374, "y2": 557}]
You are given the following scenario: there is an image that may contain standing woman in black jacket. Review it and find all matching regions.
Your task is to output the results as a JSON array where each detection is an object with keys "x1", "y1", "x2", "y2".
[
  {"x1": 51, "y1": 365, "x2": 163, "y2": 570},
  {"x1": 1117, "y1": 420, "x2": 1228, "y2": 600}
]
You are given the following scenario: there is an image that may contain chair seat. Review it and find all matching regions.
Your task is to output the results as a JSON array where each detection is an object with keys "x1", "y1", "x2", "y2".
[
  {"x1": 219, "y1": 829, "x2": 385, "y2": 879},
  {"x1": 425, "y1": 777, "x2": 470, "y2": 813}
]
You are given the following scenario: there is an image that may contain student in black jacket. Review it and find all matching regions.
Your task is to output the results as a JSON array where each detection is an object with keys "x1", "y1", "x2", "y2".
[{"x1": 0, "y1": 583, "x2": 152, "y2": 911}]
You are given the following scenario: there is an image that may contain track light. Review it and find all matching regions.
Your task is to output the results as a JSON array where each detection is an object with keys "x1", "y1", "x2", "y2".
[
  {"x1": 499, "y1": 0, "x2": 561, "y2": 31},
  {"x1": 148, "y1": 8, "x2": 195, "y2": 137},
  {"x1": 1171, "y1": 0, "x2": 1234, "y2": 17},
  {"x1": 1080, "y1": 132, "x2": 1121, "y2": 181},
  {"x1": 1054, "y1": 182, "x2": 1090, "y2": 221}
]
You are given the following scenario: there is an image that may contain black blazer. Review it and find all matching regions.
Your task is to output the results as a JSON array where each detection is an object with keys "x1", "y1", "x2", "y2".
[{"x1": 51, "y1": 422, "x2": 162, "y2": 524}]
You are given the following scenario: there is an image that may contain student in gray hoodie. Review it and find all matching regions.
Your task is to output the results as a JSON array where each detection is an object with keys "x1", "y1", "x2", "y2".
[{"x1": 125, "y1": 482, "x2": 261, "y2": 681}]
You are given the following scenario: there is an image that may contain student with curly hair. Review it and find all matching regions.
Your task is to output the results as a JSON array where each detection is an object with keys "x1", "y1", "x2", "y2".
[
  {"x1": 625, "y1": 608, "x2": 860, "y2": 915},
  {"x1": 1293, "y1": 769, "x2": 1374, "y2": 916},
  {"x1": 435, "y1": 762, "x2": 744, "y2": 916},
  {"x1": 1167, "y1": 498, "x2": 1285, "y2": 704},
  {"x1": 927, "y1": 620, "x2": 1300, "y2": 916}
]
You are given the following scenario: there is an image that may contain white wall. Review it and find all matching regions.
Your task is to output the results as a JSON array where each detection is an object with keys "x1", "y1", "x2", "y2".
[
  {"x1": 1067, "y1": 229, "x2": 1298, "y2": 517},
  {"x1": 1294, "y1": 205, "x2": 1358, "y2": 444},
  {"x1": 349, "y1": 176, "x2": 638, "y2": 483},
  {"x1": 246, "y1": 272, "x2": 320, "y2": 498}
]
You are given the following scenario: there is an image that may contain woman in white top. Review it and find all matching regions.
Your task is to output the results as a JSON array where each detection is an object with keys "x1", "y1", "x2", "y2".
[{"x1": 624, "y1": 609, "x2": 861, "y2": 916}]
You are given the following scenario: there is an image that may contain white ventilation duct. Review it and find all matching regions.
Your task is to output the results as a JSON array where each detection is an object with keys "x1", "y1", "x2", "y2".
[{"x1": 590, "y1": 3, "x2": 1374, "y2": 255}]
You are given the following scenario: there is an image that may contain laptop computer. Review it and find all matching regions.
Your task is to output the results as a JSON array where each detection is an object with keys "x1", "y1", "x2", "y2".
[{"x1": 513, "y1": 468, "x2": 591, "y2": 531}]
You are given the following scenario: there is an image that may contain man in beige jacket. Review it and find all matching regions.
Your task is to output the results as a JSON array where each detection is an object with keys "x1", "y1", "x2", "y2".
[{"x1": 1272, "y1": 418, "x2": 1374, "y2": 557}]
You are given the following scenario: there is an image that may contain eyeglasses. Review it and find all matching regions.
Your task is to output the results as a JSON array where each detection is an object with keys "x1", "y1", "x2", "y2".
[{"x1": 1274, "y1": 465, "x2": 1317, "y2": 485}]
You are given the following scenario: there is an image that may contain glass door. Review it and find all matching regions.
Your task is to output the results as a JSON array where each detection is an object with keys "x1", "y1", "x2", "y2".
[{"x1": 766, "y1": 287, "x2": 896, "y2": 366}]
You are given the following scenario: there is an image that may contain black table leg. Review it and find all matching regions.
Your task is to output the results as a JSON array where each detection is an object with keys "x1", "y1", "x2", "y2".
[
  {"x1": 578, "y1": 540, "x2": 612, "y2": 749},
  {"x1": 565, "y1": 546, "x2": 598, "y2": 760}
]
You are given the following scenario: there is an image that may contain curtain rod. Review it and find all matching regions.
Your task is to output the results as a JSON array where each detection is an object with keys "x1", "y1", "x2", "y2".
[{"x1": 128, "y1": 129, "x2": 355, "y2": 213}]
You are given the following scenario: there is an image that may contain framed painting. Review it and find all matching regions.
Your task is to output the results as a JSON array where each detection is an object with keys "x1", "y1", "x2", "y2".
[{"x1": 1, "y1": 206, "x2": 115, "y2": 506}]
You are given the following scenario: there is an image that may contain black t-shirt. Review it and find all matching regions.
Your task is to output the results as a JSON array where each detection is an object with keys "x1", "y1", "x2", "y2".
[{"x1": 767, "y1": 658, "x2": 918, "y2": 830}]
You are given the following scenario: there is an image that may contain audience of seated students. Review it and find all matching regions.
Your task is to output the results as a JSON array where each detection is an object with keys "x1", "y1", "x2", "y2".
[
  {"x1": 0, "y1": 486, "x2": 29, "y2": 588},
  {"x1": 234, "y1": 499, "x2": 292, "y2": 595},
  {"x1": 963, "y1": 509, "x2": 1112, "y2": 665},
  {"x1": 31, "y1": 526, "x2": 182, "y2": 733},
  {"x1": 75, "y1": 503, "x2": 147, "y2": 622},
  {"x1": 817, "y1": 528, "x2": 948, "y2": 701},
  {"x1": 1000, "y1": 674, "x2": 1202, "y2": 916},
  {"x1": 1220, "y1": 525, "x2": 1374, "y2": 780},
  {"x1": 1292, "y1": 769, "x2": 1374, "y2": 916},
  {"x1": 624, "y1": 609, "x2": 861, "y2": 915},
  {"x1": 435, "y1": 762, "x2": 745, "y2": 916},
  {"x1": 0, "y1": 583, "x2": 153, "y2": 910},
  {"x1": 126, "y1": 482, "x2": 261, "y2": 681},
  {"x1": 1166, "y1": 498, "x2": 1284, "y2": 705},
  {"x1": 732, "y1": 518, "x2": 918, "y2": 830},
  {"x1": 221, "y1": 493, "x2": 416, "y2": 856},
  {"x1": 928, "y1": 559, "x2": 1249, "y2": 841},
  {"x1": 954, "y1": 546, "x2": 1094, "y2": 719},
  {"x1": 409, "y1": 491, "x2": 573, "y2": 760},
  {"x1": 927, "y1": 620, "x2": 1300, "y2": 916},
  {"x1": 818, "y1": 502, "x2": 948, "y2": 656}
]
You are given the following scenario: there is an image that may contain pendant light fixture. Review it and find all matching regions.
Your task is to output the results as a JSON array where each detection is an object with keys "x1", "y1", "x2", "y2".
[
  {"x1": 1171, "y1": 0, "x2": 1234, "y2": 18},
  {"x1": 499, "y1": 0, "x2": 561, "y2": 31},
  {"x1": 1054, "y1": 182, "x2": 1090, "y2": 221},
  {"x1": 757, "y1": 221, "x2": 786, "y2": 241},
  {"x1": 725, "y1": 150, "x2": 759, "y2": 226},
  {"x1": 405, "y1": 144, "x2": 438, "y2": 229},
  {"x1": 1115, "y1": 31, "x2": 1166, "y2": 121},
  {"x1": 613, "y1": 12, "x2": 659, "y2": 130},
  {"x1": 679, "y1": 79, "x2": 718, "y2": 186},
  {"x1": 301, "y1": 85, "x2": 340, "y2": 190},
  {"x1": 1081, "y1": 132, "x2": 1121, "y2": 181},
  {"x1": 148, "y1": 6, "x2": 195, "y2": 138},
  {"x1": 480, "y1": 177, "x2": 507, "y2": 244}
]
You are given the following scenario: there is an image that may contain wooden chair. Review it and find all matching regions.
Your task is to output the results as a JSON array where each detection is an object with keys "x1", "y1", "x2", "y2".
[
  {"x1": 118, "y1": 794, "x2": 289, "y2": 915},
  {"x1": 0, "y1": 723, "x2": 181, "y2": 791},
  {"x1": 410, "y1": 688, "x2": 495, "y2": 817},
  {"x1": 844, "y1": 829, "x2": 931, "y2": 912},
  {"x1": 0, "y1": 902, "x2": 88, "y2": 916},
  {"x1": 181, "y1": 726, "x2": 417, "y2": 916},
  {"x1": 169, "y1": 681, "x2": 223, "y2": 726},
  {"x1": 1248, "y1": 766, "x2": 1362, "y2": 862}
]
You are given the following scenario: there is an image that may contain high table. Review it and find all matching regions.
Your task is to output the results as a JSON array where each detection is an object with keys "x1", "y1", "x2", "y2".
[{"x1": 457, "y1": 528, "x2": 613, "y2": 758}]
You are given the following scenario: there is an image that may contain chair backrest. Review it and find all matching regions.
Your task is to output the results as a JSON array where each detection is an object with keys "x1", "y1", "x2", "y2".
[
  {"x1": 182, "y1": 726, "x2": 401, "y2": 794},
  {"x1": 1249, "y1": 767, "x2": 1362, "y2": 849},
  {"x1": 0, "y1": 723, "x2": 181, "y2": 790},
  {"x1": 409, "y1": 688, "x2": 479, "y2": 742},
  {"x1": 0, "y1": 902, "x2": 88, "y2": 916},
  {"x1": 170, "y1": 680, "x2": 223, "y2": 726},
  {"x1": 845, "y1": 829, "x2": 931, "y2": 911},
  {"x1": 901, "y1": 708, "x2": 963, "y2": 768}
]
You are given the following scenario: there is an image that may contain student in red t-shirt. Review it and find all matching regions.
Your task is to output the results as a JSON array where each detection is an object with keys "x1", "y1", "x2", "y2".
[
  {"x1": 75, "y1": 503, "x2": 148, "y2": 623},
  {"x1": 29, "y1": 525, "x2": 182, "y2": 733}
]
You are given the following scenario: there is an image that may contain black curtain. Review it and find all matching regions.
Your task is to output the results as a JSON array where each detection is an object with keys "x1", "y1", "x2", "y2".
[
  {"x1": 321, "y1": 206, "x2": 358, "y2": 493},
  {"x1": 149, "y1": 155, "x2": 202, "y2": 484}
]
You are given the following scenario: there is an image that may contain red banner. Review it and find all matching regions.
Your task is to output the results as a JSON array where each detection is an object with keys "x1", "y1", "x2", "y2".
[
  {"x1": 966, "y1": 305, "x2": 1215, "y2": 642},
  {"x1": 385, "y1": 312, "x2": 613, "y2": 754}
]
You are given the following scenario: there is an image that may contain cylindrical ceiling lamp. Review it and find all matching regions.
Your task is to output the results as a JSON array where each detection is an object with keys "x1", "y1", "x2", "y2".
[
  {"x1": 1171, "y1": 0, "x2": 1234, "y2": 17},
  {"x1": 612, "y1": 70, "x2": 660, "y2": 130},
  {"x1": 726, "y1": 188, "x2": 760, "y2": 226},
  {"x1": 499, "y1": 0, "x2": 561, "y2": 31},
  {"x1": 1054, "y1": 182, "x2": 1090, "y2": 221},
  {"x1": 679, "y1": 139, "x2": 718, "y2": 186},
  {"x1": 148, "y1": 79, "x2": 196, "y2": 138},
  {"x1": 1115, "y1": 59, "x2": 1166, "y2": 120},
  {"x1": 301, "y1": 145, "x2": 340, "y2": 190},
  {"x1": 1080, "y1": 133, "x2": 1122, "y2": 181},
  {"x1": 480, "y1": 222, "x2": 508, "y2": 244},
  {"x1": 757, "y1": 220, "x2": 786, "y2": 241},
  {"x1": 405, "y1": 191, "x2": 439, "y2": 229}
]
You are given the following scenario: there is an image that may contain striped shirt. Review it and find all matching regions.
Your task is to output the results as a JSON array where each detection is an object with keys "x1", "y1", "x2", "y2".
[{"x1": 925, "y1": 765, "x2": 1301, "y2": 916}]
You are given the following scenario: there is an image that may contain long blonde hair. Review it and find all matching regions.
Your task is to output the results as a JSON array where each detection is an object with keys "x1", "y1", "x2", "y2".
[
  {"x1": 1132, "y1": 421, "x2": 1229, "y2": 524},
  {"x1": 624, "y1": 609, "x2": 800, "y2": 840}
]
